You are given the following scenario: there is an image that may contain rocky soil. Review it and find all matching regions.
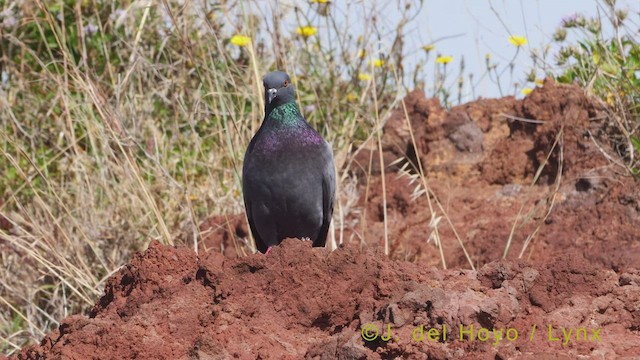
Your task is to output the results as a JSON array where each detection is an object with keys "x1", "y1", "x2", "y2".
[{"x1": 4, "y1": 80, "x2": 640, "y2": 359}]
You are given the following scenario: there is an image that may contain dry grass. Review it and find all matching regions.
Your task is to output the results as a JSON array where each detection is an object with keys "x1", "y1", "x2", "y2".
[
  {"x1": 1, "y1": 0, "x2": 637, "y2": 354},
  {"x1": 0, "y1": 0, "x2": 422, "y2": 351}
]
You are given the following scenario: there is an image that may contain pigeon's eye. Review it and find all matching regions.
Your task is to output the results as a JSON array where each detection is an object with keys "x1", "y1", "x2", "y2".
[{"x1": 283, "y1": 80, "x2": 289, "y2": 87}]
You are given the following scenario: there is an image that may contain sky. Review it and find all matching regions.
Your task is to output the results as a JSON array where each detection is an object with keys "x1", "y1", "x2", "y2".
[
  {"x1": 412, "y1": 0, "x2": 637, "y2": 99},
  {"x1": 283, "y1": 0, "x2": 638, "y2": 101}
]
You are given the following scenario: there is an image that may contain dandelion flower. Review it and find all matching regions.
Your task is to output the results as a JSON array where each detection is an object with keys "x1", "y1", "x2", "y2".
[
  {"x1": 422, "y1": 44, "x2": 435, "y2": 52},
  {"x1": 371, "y1": 59, "x2": 385, "y2": 68},
  {"x1": 521, "y1": 87, "x2": 533, "y2": 96},
  {"x1": 297, "y1": 26, "x2": 318, "y2": 37},
  {"x1": 605, "y1": 92, "x2": 615, "y2": 106},
  {"x1": 358, "y1": 73, "x2": 372, "y2": 81},
  {"x1": 230, "y1": 35, "x2": 250, "y2": 47},
  {"x1": 508, "y1": 35, "x2": 528, "y2": 47},
  {"x1": 310, "y1": 0, "x2": 329, "y2": 3},
  {"x1": 346, "y1": 92, "x2": 358, "y2": 102},
  {"x1": 435, "y1": 55, "x2": 453, "y2": 64}
]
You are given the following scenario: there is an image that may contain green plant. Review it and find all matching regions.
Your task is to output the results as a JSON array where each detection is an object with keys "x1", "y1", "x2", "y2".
[
  {"x1": 554, "y1": 3, "x2": 640, "y2": 174},
  {"x1": 0, "y1": 0, "x2": 417, "y2": 351}
]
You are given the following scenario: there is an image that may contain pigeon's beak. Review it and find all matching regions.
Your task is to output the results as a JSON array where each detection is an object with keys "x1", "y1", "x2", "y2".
[{"x1": 267, "y1": 88, "x2": 277, "y2": 104}]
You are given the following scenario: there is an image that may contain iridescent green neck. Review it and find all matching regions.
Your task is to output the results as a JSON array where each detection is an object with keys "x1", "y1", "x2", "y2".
[{"x1": 265, "y1": 101, "x2": 302, "y2": 126}]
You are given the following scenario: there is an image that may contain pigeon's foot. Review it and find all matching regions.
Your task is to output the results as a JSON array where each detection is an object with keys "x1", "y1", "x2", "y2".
[{"x1": 264, "y1": 246, "x2": 273, "y2": 255}]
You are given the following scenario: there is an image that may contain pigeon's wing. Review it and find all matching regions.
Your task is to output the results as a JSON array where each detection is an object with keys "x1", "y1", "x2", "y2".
[
  {"x1": 314, "y1": 141, "x2": 336, "y2": 247},
  {"x1": 243, "y1": 134, "x2": 269, "y2": 254},
  {"x1": 244, "y1": 199, "x2": 266, "y2": 253}
]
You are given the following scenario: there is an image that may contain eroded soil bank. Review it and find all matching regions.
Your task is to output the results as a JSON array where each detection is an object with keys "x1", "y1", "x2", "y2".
[
  {"x1": 8, "y1": 240, "x2": 640, "y2": 359},
  {"x1": 203, "y1": 80, "x2": 640, "y2": 272},
  {"x1": 5, "y1": 80, "x2": 640, "y2": 359}
]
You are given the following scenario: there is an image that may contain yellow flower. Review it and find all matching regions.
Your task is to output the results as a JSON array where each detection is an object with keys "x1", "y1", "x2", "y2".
[
  {"x1": 371, "y1": 59, "x2": 385, "y2": 68},
  {"x1": 310, "y1": 0, "x2": 328, "y2": 3},
  {"x1": 485, "y1": 53, "x2": 491, "y2": 60},
  {"x1": 521, "y1": 87, "x2": 533, "y2": 95},
  {"x1": 422, "y1": 44, "x2": 435, "y2": 52},
  {"x1": 534, "y1": 78, "x2": 544, "y2": 86},
  {"x1": 297, "y1": 26, "x2": 318, "y2": 38},
  {"x1": 358, "y1": 73, "x2": 371, "y2": 81},
  {"x1": 357, "y1": 49, "x2": 366, "y2": 59},
  {"x1": 508, "y1": 35, "x2": 528, "y2": 47},
  {"x1": 346, "y1": 92, "x2": 358, "y2": 102},
  {"x1": 605, "y1": 92, "x2": 615, "y2": 106},
  {"x1": 435, "y1": 55, "x2": 453, "y2": 64},
  {"x1": 230, "y1": 35, "x2": 250, "y2": 47}
]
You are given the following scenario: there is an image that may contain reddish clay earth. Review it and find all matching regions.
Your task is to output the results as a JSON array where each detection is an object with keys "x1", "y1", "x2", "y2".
[{"x1": 4, "y1": 80, "x2": 640, "y2": 359}]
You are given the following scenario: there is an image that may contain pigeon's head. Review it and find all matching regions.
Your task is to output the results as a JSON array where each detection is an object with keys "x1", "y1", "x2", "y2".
[{"x1": 263, "y1": 71, "x2": 295, "y2": 109}]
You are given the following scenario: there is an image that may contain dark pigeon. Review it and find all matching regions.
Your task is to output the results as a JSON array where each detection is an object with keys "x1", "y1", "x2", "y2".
[{"x1": 242, "y1": 71, "x2": 336, "y2": 253}]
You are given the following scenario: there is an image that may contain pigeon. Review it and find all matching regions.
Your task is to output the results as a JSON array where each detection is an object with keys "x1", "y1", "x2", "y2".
[{"x1": 242, "y1": 71, "x2": 336, "y2": 254}]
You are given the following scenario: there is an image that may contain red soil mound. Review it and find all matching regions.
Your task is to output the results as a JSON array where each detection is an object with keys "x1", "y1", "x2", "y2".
[
  {"x1": 9, "y1": 240, "x2": 640, "y2": 359},
  {"x1": 347, "y1": 79, "x2": 639, "y2": 270},
  {"x1": 5, "y1": 79, "x2": 640, "y2": 359}
]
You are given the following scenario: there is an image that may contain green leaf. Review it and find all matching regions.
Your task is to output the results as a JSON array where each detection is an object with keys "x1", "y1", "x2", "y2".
[{"x1": 630, "y1": 136, "x2": 640, "y2": 153}]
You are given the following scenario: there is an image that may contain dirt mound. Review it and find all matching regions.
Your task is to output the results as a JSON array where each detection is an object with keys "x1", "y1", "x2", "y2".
[
  {"x1": 347, "y1": 79, "x2": 640, "y2": 270},
  {"x1": 8, "y1": 240, "x2": 640, "y2": 359},
  {"x1": 199, "y1": 80, "x2": 639, "y2": 272},
  {"x1": 6, "y1": 80, "x2": 640, "y2": 359},
  {"x1": 197, "y1": 213, "x2": 249, "y2": 258}
]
